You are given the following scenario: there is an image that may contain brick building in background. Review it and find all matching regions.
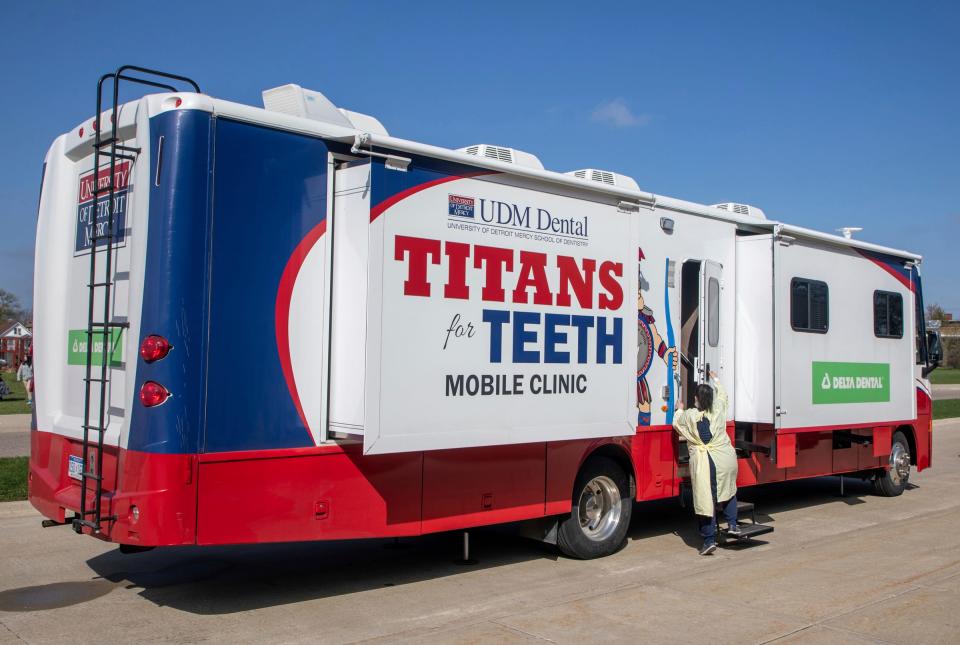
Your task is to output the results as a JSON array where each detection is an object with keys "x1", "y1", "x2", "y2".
[{"x1": 0, "y1": 321, "x2": 32, "y2": 368}]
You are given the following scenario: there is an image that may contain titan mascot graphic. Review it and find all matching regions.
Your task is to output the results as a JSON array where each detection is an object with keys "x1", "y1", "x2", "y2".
[{"x1": 637, "y1": 249, "x2": 676, "y2": 426}]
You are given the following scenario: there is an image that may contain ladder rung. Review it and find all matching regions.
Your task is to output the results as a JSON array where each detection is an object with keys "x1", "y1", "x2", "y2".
[
  {"x1": 81, "y1": 472, "x2": 102, "y2": 482},
  {"x1": 115, "y1": 145, "x2": 141, "y2": 154},
  {"x1": 90, "y1": 321, "x2": 129, "y2": 328},
  {"x1": 82, "y1": 377, "x2": 109, "y2": 383},
  {"x1": 92, "y1": 185, "x2": 116, "y2": 196},
  {"x1": 81, "y1": 424, "x2": 107, "y2": 432},
  {"x1": 88, "y1": 282, "x2": 113, "y2": 287}
]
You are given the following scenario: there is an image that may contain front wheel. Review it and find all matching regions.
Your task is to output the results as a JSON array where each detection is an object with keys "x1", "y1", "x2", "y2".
[
  {"x1": 873, "y1": 431, "x2": 911, "y2": 497},
  {"x1": 557, "y1": 456, "x2": 632, "y2": 559}
]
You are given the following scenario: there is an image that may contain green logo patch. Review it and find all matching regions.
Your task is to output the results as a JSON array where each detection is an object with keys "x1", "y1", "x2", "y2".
[
  {"x1": 67, "y1": 329, "x2": 124, "y2": 367},
  {"x1": 812, "y1": 361, "x2": 890, "y2": 404}
]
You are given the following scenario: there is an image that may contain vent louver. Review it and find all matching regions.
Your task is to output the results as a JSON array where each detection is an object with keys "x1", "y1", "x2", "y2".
[
  {"x1": 564, "y1": 169, "x2": 640, "y2": 191},
  {"x1": 456, "y1": 144, "x2": 544, "y2": 170},
  {"x1": 712, "y1": 202, "x2": 767, "y2": 220}
]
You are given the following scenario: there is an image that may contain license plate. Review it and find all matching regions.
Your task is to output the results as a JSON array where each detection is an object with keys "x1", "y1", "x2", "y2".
[{"x1": 68, "y1": 455, "x2": 83, "y2": 481}]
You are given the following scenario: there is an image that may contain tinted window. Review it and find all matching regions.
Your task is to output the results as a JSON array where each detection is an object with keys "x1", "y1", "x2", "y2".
[
  {"x1": 791, "y1": 278, "x2": 828, "y2": 333},
  {"x1": 708, "y1": 277, "x2": 720, "y2": 347},
  {"x1": 874, "y1": 290, "x2": 903, "y2": 338}
]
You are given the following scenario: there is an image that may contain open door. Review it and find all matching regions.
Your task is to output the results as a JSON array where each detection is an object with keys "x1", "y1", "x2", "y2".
[{"x1": 697, "y1": 260, "x2": 723, "y2": 385}]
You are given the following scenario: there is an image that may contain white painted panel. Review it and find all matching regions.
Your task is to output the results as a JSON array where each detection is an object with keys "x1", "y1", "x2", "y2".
[
  {"x1": 775, "y1": 240, "x2": 915, "y2": 429},
  {"x1": 329, "y1": 162, "x2": 371, "y2": 432},
  {"x1": 735, "y1": 235, "x2": 774, "y2": 423},
  {"x1": 363, "y1": 174, "x2": 638, "y2": 454}
]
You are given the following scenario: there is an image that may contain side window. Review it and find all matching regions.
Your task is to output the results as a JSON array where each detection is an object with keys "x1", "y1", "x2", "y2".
[
  {"x1": 874, "y1": 290, "x2": 903, "y2": 338},
  {"x1": 707, "y1": 277, "x2": 720, "y2": 347},
  {"x1": 791, "y1": 278, "x2": 829, "y2": 333}
]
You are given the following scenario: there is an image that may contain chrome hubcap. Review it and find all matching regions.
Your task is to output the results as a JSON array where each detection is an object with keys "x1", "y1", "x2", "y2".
[
  {"x1": 577, "y1": 475, "x2": 622, "y2": 541},
  {"x1": 889, "y1": 442, "x2": 911, "y2": 485}
]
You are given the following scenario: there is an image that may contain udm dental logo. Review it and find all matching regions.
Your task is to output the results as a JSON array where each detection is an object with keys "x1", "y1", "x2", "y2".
[
  {"x1": 812, "y1": 361, "x2": 890, "y2": 404},
  {"x1": 447, "y1": 194, "x2": 589, "y2": 241}
]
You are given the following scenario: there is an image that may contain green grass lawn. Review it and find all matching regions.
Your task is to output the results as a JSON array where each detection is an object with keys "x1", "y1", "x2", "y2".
[
  {"x1": 934, "y1": 399, "x2": 960, "y2": 421},
  {"x1": 0, "y1": 374, "x2": 30, "y2": 415},
  {"x1": 0, "y1": 457, "x2": 28, "y2": 502},
  {"x1": 930, "y1": 368, "x2": 960, "y2": 385}
]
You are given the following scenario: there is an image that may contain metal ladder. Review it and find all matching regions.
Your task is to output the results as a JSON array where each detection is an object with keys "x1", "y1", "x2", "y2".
[{"x1": 74, "y1": 66, "x2": 201, "y2": 535}]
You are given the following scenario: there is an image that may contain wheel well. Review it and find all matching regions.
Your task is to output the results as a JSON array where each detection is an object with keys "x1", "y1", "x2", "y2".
[
  {"x1": 583, "y1": 444, "x2": 636, "y2": 499},
  {"x1": 895, "y1": 425, "x2": 917, "y2": 466}
]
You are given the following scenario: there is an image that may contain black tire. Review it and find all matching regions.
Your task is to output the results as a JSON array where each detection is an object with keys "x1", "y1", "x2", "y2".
[
  {"x1": 872, "y1": 431, "x2": 911, "y2": 497},
  {"x1": 557, "y1": 456, "x2": 632, "y2": 559}
]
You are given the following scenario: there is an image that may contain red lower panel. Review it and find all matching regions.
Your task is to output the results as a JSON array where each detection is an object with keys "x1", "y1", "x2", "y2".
[
  {"x1": 872, "y1": 426, "x2": 893, "y2": 458},
  {"x1": 916, "y1": 387, "x2": 932, "y2": 470},
  {"x1": 197, "y1": 447, "x2": 422, "y2": 544},
  {"x1": 632, "y1": 429, "x2": 676, "y2": 501},
  {"x1": 776, "y1": 434, "x2": 797, "y2": 469},
  {"x1": 421, "y1": 443, "x2": 546, "y2": 533},
  {"x1": 29, "y1": 431, "x2": 197, "y2": 546},
  {"x1": 787, "y1": 432, "x2": 835, "y2": 479}
]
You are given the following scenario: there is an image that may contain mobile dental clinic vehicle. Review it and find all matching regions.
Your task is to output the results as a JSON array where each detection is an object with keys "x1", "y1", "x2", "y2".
[{"x1": 29, "y1": 67, "x2": 939, "y2": 558}]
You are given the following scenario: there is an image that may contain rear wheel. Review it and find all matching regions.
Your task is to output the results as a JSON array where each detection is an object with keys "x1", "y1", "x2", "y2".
[
  {"x1": 557, "y1": 457, "x2": 632, "y2": 559},
  {"x1": 873, "y1": 431, "x2": 911, "y2": 497}
]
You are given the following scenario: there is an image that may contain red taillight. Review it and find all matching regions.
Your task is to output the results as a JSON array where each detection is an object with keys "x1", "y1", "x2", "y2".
[
  {"x1": 140, "y1": 335, "x2": 172, "y2": 363},
  {"x1": 174, "y1": 97, "x2": 182, "y2": 107},
  {"x1": 79, "y1": 126, "x2": 84, "y2": 137},
  {"x1": 139, "y1": 381, "x2": 170, "y2": 407}
]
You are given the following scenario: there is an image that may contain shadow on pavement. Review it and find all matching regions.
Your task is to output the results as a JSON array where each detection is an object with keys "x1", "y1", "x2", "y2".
[
  {"x1": 84, "y1": 529, "x2": 558, "y2": 615},
  {"x1": 77, "y1": 474, "x2": 886, "y2": 614}
]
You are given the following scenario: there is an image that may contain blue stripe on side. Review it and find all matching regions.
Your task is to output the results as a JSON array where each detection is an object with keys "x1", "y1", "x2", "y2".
[
  {"x1": 370, "y1": 154, "x2": 491, "y2": 208},
  {"x1": 129, "y1": 110, "x2": 213, "y2": 454},
  {"x1": 861, "y1": 249, "x2": 913, "y2": 286},
  {"x1": 202, "y1": 118, "x2": 328, "y2": 453}
]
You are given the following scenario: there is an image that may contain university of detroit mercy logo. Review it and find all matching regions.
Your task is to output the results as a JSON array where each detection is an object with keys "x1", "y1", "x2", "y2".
[{"x1": 448, "y1": 194, "x2": 475, "y2": 218}]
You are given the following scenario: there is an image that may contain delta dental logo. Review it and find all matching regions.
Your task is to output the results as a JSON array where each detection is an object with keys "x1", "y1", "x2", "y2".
[
  {"x1": 812, "y1": 361, "x2": 890, "y2": 404},
  {"x1": 446, "y1": 194, "x2": 589, "y2": 241}
]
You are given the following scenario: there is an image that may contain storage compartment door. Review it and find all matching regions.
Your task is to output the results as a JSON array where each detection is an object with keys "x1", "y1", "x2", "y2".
[{"x1": 697, "y1": 260, "x2": 723, "y2": 384}]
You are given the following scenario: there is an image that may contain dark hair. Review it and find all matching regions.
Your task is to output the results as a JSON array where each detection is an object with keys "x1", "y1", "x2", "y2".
[{"x1": 695, "y1": 384, "x2": 714, "y2": 412}]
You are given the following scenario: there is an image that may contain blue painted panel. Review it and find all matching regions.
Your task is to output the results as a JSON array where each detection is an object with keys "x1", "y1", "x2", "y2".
[
  {"x1": 130, "y1": 110, "x2": 213, "y2": 454},
  {"x1": 203, "y1": 119, "x2": 328, "y2": 452}
]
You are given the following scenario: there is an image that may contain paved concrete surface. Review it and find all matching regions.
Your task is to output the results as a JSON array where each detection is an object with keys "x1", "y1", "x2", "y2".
[
  {"x1": 933, "y1": 383, "x2": 960, "y2": 400},
  {"x1": 0, "y1": 415, "x2": 30, "y2": 459},
  {"x1": 0, "y1": 420, "x2": 958, "y2": 644}
]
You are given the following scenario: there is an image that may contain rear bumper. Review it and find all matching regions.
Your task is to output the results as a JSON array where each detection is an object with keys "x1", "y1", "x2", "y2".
[{"x1": 28, "y1": 430, "x2": 197, "y2": 546}]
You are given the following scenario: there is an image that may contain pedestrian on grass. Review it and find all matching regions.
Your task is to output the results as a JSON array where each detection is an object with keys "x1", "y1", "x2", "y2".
[{"x1": 17, "y1": 355, "x2": 34, "y2": 407}]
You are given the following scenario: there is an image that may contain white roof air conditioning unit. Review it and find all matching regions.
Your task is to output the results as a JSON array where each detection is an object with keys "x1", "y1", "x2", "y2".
[
  {"x1": 262, "y1": 84, "x2": 389, "y2": 135},
  {"x1": 457, "y1": 144, "x2": 544, "y2": 170},
  {"x1": 565, "y1": 169, "x2": 640, "y2": 191},
  {"x1": 712, "y1": 202, "x2": 767, "y2": 220}
]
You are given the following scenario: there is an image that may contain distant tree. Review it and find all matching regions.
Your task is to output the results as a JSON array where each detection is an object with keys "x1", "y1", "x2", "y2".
[
  {"x1": 927, "y1": 303, "x2": 948, "y2": 321},
  {"x1": 0, "y1": 289, "x2": 25, "y2": 323}
]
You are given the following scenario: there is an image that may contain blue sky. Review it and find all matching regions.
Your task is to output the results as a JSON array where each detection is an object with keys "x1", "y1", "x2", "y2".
[{"x1": 1, "y1": 1, "x2": 957, "y2": 313}]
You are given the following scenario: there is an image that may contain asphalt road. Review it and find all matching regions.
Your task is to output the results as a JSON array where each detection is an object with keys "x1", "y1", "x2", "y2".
[{"x1": 0, "y1": 419, "x2": 958, "y2": 644}]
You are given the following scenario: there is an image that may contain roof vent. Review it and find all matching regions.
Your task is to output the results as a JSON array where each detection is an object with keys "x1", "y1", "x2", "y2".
[
  {"x1": 262, "y1": 84, "x2": 389, "y2": 135},
  {"x1": 565, "y1": 169, "x2": 640, "y2": 191},
  {"x1": 457, "y1": 144, "x2": 544, "y2": 170},
  {"x1": 712, "y1": 202, "x2": 767, "y2": 220}
]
